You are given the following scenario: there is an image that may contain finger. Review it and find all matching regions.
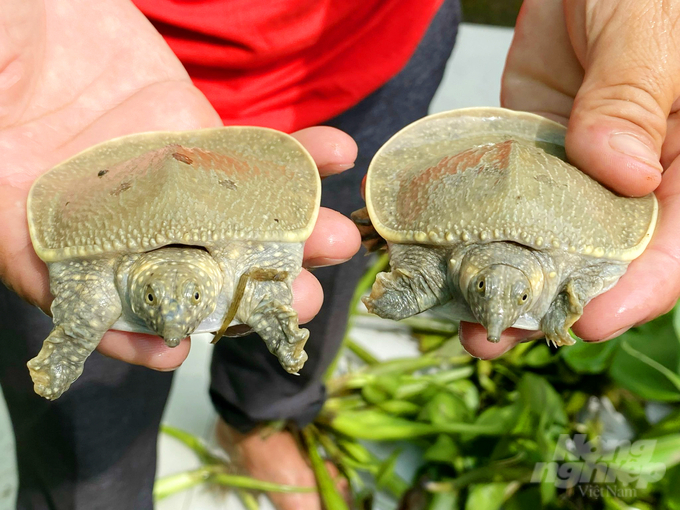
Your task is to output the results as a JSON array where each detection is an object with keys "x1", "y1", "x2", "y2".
[
  {"x1": 96, "y1": 331, "x2": 191, "y2": 370},
  {"x1": 0, "y1": 187, "x2": 52, "y2": 312},
  {"x1": 292, "y1": 268, "x2": 323, "y2": 324},
  {"x1": 573, "y1": 156, "x2": 680, "y2": 340},
  {"x1": 291, "y1": 126, "x2": 358, "y2": 177},
  {"x1": 459, "y1": 321, "x2": 543, "y2": 359},
  {"x1": 303, "y1": 207, "x2": 361, "y2": 269},
  {"x1": 660, "y1": 98, "x2": 680, "y2": 170},
  {"x1": 501, "y1": 0, "x2": 582, "y2": 122},
  {"x1": 563, "y1": 0, "x2": 680, "y2": 196}
]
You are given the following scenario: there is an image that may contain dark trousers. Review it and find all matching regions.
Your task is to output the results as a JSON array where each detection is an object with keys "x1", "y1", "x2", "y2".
[{"x1": 0, "y1": 1, "x2": 459, "y2": 508}]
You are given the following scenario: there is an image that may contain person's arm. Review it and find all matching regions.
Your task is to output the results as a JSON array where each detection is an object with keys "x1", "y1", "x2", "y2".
[
  {"x1": 460, "y1": 0, "x2": 680, "y2": 357},
  {"x1": 0, "y1": 0, "x2": 360, "y2": 370}
]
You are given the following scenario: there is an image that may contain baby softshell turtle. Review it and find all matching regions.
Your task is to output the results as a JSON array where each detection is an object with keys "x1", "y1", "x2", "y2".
[
  {"x1": 353, "y1": 107, "x2": 657, "y2": 346},
  {"x1": 27, "y1": 127, "x2": 320, "y2": 399}
]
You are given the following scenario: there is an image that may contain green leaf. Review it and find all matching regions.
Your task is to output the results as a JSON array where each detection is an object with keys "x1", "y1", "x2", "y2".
[
  {"x1": 375, "y1": 449, "x2": 401, "y2": 489},
  {"x1": 663, "y1": 466, "x2": 680, "y2": 510},
  {"x1": 521, "y1": 344, "x2": 554, "y2": 368},
  {"x1": 377, "y1": 399, "x2": 422, "y2": 417},
  {"x1": 322, "y1": 409, "x2": 506, "y2": 440},
  {"x1": 517, "y1": 373, "x2": 567, "y2": 426},
  {"x1": 628, "y1": 433, "x2": 680, "y2": 473},
  {"x1": 610, "y1": 340, "x2": 680, "y2": 402},
  {"x1": 503, "y1": 486, "x2": 542, "y2": 510},
  {"x1": 673, "y1": 302, "x2": 680, "y2": 371},
  {"x1": 621, "y1": 341, "x2": 680, "y2": 391},
  {"x1": 423, "y1": 434, "x2": 460, "y2": 464},
  {"x1": 560, "y1": 336, "x2": 620, "y2": 373},
  {"x1": 361, "y1": 383, "x2": 391, "y2": 405},
  {"x1": 609, "y1": 313, "x2": 680, "y2": 401},
  {"x1": 417, "y1": 333, "x2": 449, "y2": 353},
  {"x1": 446, "y1": 379, "x2": 480, "y2": 413},
  {"x1": 419, "y1": 392, "x2": 471, "y2": 425},
  {"x1": 464, "y1": 482, "x2": 517, "y2": 510},
  {"x1": 644, "y1": 407, "x2": 680, "y2": 439},
  {"x1": 469, "y1": 402, "x2": 524, "y2": 437},
  {"x1": 427, "y1": 491, "x2": 459, "y2": 510}
]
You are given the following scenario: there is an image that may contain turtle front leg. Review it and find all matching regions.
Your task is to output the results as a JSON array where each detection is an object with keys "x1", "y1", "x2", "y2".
[
  {"x1": 27, "y1": 259, "x2": 122, "y2": 399},
  {"x1": 364, "y1": 244, "x2": 450, "y2": 320},
  {"x1": 540, "y1": 263, "x2": 627, "y2": 347},
  {"x1": 234, "y1": 268, "x2": 309, "y2": 374}
]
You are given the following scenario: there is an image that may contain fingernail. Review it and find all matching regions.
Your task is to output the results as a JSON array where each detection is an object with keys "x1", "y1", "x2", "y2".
[
  {"x1": 305, "y1": 257, "x2": 351, "y2": 269},
  {"x1": 602, "y1": 326, "x2": 630, "y2": 341},
  {"x1": 609, "y1": 133, "x2": 661, "y2": 170},
  {"x1": 322, "y1": 163, "x2": 355, "y2": 173},
  {"x1": 157, "y1": 365, "x2": 181, "y2": 372}
]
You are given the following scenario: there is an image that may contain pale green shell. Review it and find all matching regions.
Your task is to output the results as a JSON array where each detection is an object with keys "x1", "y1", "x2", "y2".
[
  {"x1": 28, "y1": 127, "x2": 320, "y2": 262},
  {"x1": 365, "y1": 107, "x2": 657, "y2": 261}
]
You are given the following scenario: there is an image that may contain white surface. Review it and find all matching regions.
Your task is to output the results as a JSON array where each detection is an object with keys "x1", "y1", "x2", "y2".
[
  {"x1": 0, "y1": 23, "x2": 514, "y2": 510},
  {"x1": 429, "y1": 23, "x2": 513, "y2": 113},
  {"x1": 0, "y1": 388, "x2": 16, "y2": 510}
]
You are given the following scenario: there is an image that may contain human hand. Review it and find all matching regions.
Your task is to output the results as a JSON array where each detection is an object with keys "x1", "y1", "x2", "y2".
[
  {"x1": 461, "y1": 0, "x2": 680, "y2": 357},
  {"x1": 0, "y1": 0, "x2": 360, "y2": 370}
]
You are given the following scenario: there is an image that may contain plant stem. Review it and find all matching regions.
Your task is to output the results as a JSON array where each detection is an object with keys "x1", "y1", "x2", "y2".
[
  {"x1": 301, "y1": 427, "x2": 350, "y2": 510},
  {"x1": 324, "y1": 254, "x2": 390, "y2": 381},
  {"x1": 154, "y1": 465, "x2": 316, "y2": 500}
]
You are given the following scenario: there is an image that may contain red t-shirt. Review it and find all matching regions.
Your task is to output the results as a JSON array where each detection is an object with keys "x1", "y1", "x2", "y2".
[{"x1": 132, "y1": 0, "x2": 443, "y2": 132}]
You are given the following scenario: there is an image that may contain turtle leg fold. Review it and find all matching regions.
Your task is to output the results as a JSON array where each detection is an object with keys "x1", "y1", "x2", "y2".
[
  {"x1": 27, "y1": 259, "x2": 121, "y2": 400},
  {"x1": 540, "y1": 263, "x2": 627, "y2": 347},
  {"x1": 363, "y1": 244, "x2": 450, "y2": 320}
]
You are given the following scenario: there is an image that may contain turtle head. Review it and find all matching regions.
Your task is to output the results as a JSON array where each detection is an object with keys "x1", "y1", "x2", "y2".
[
  {"x1": 128, "y1": 248, "x2": 223, "y2": 347},
  {"x1": 463, "y1": 263, "x2": 532, "y2": 343}
]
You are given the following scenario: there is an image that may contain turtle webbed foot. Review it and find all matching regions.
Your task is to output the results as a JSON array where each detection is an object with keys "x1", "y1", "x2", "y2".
[
  {"x1": 541, "y1": 282, "x2": 583, "y2": 347},
  {"x1": 248, "y1": 303, "x2": 309, "y2": 374},
  {"x1": 27, "y1": 329, "x2": 87, "y2": 400},
  {"x1": 364, "y1": 269, "x2": 441, "y2": 321}
]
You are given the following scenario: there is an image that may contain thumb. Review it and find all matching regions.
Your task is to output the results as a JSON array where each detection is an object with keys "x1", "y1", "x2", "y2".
[{"x1": 564, "y1": 0, "x2": 680, "y2": 196}]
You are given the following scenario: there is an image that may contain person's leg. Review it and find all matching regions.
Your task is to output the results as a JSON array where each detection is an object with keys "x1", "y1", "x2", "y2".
[
  {"x1": 210, "y1": 0, "x2": 461, "y2": 433},
  {"x1": 0, "y1": 285, "x2": 173, "y2": 510}
]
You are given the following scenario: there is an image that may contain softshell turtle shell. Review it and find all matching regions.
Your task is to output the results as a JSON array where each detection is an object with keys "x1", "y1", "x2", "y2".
[
  {"x1": 27, "y1": 127, "x2": 320, "y2": 399},
  {"x1": 29, "y1": 127, "x2": 319, "y2": 259},
  {"x1": 355, "y1": 107, "x2": 657, "y2": 345}
]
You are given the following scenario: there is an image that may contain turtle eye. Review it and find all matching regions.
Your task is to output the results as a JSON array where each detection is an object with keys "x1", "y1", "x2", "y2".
[
  {"x1": 144, "y1": 285, "x2": 158, "y2": 306},
  {"x1": 518, "y1": 292, "x2": 529, "y2": 305},
  {"x1": 185, "y1": 283, "x2": 201, "y2": 304},
  {"x1": 477, "y1": 279, "x2": 485, "y2": 292}
]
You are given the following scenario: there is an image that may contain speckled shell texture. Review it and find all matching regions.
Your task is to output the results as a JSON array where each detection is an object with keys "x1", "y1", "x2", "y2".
[
  {"x1": 28, "y1": 127, "x2": 320, "y2": 262},
  {"x1": 365, "y1": 108, "x2": 657, "y2": 261}
]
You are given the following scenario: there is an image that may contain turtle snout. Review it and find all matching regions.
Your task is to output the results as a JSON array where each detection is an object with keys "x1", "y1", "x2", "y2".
[
  {"x1": 486, "y1": 320, "x2": 504, "y2": 343},
  {"x1": 157, "y1": 298, "x2": 198, "y2": 344},
  {"x1": 479, "y1": 305, "x2": 508, "y2": 343}
]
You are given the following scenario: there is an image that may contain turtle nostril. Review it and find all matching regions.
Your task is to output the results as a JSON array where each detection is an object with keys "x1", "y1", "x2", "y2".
[{"x1": 164, "y1": 337, "x2": 182, "y2": 348}]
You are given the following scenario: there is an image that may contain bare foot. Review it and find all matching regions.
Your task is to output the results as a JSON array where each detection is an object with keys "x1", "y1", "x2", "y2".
[{"x1": 215, "y1": 419, "x2": 349, "y2": 510}]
